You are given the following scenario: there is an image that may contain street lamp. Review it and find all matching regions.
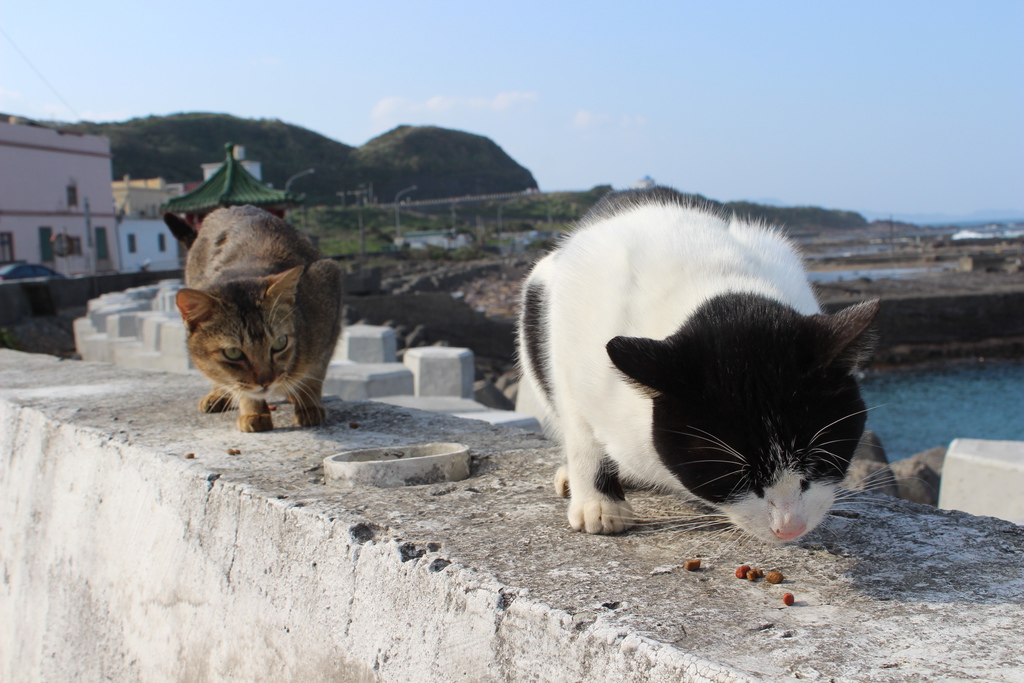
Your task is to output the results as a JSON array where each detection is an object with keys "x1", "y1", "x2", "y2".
[
  {"x1": 284, "y1": 168, "x2": 315, "y2": 232},
  {"x1": 394, "y1": 185, "x2": 417, "y2": 240},
  {"x1": 285, "y1": 168, "x2": 315, "y2": 193}
]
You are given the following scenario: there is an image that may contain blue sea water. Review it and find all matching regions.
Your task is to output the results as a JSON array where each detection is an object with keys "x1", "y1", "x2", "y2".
[{"x1": 858, "y1": 360, "x2": 1024, "y2": 462}]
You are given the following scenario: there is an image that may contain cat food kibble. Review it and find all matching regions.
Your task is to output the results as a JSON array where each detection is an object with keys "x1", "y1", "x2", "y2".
[
  {"x1": 184, "y1": 453, "x2": 195, "y2": 459},
  {"x1": 227, "y1": 448, "x2": 241, "y2": 455},
  {"x1": 746, "y1": 568, "x2": 764, "y2": 581},
  {"x1": 782, "y1": 593, "x2": 795, "y2": 606},
  {"x1": 684, "y1": 559, "x2": 701, "y2": 571},
  {"x1": 765, "y1": 571, "x2": 784, "y2": 584},
  {"x1": 735, "y1": 565, "x2": 751, "y2": 579}
]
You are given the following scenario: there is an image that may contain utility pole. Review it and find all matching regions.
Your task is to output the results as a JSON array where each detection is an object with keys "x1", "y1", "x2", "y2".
[{"x1": 394, "y1": 185, "x2": 417, "y2": 241}]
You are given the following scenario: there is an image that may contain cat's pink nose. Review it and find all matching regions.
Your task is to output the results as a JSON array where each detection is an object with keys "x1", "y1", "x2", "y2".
[{"x1": 773, "y1": 521, "x2": 807, "y2": 540}]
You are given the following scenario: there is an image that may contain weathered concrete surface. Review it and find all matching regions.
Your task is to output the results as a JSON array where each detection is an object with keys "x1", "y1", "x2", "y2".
[{"x1": 1, "y1": 350, "x2": 1023, "y2": 682}]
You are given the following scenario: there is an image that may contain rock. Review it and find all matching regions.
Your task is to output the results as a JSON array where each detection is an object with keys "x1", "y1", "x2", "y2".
[
  {"x1": 890, "y1": 447, "x2": 946, "y2": 506},
  {"x1": 842, "y1": 431, "x2": 898, "y2": 496},
  {"x1": 405, "y1": 324, "x2": 427, "y2": 349},
  {"x1": 853, "y1": 430, "x2": 888, "y2": 465},
  {"x1": 473, "y1": 380, "x2": 515, "y2": 411},
  {"x1": 501, "y1": 380, "x2": 519, "y2": 407},
  {"x1": 843, "y1": 459, "x2": 900, "y2": 498},
  {"x1": 912, "y1": 446, "x2": 947, "y2": 477}
]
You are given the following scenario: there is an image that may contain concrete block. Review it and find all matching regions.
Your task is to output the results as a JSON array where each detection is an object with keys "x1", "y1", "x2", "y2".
[
  {"x1": 139, "y1": 313, "x2": 179, "y2": 352},
  {"x1": 158, "y1": 318, "x2": 190, "y2": 359},
  {"x1": 89, "y1": 302, "x2": 149, "y2": 332},
  {"x1": 372, "y1": 395, "x2": 489, "y2": 414},
  {"x1": 152, "y1": 284, "x2": 184, "y2": 313},
  {"x1": 939, "y1": 439, "x2": 1024, "y2": 524},
  {"x1": 87, "y1": 292, "x2": 132, "y2": 312},
  {"x1": 323, "y1": 361, "x2": 414, "y2": 401},
  {"x1": 122, "y1": 285, "x2": 160, "y2": 301},
  {"x1": 72, "y1": 317, "x2": 98, "y2": 352},
  {"x1": 105, "y1": 312, "x2": 140, "y2": 339},
  {"x1": 373, "y1": 395, "x2": 542, "y2": 432},
  {"x1": 77, "y1": 333, "x2": 110, "y2": 363},
  {"x1": 403, "y1": 346, "x2": 474, "y2": 398},
  {"x1": 451, "y1": 410, "x2": 542, "y2": 432},
  {"x1": 336, "y1": 324, "x2": 397, "y2": 363}
]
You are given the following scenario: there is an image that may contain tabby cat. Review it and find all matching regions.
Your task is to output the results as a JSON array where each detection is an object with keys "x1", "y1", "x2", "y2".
[{"x1": 165, "y1": 205, "x2": 344, "y2": 432}]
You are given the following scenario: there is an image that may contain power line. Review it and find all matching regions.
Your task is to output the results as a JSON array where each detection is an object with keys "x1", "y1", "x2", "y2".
[{"x1": 0, "y1": 24, "x2": 80, "y2": 120}]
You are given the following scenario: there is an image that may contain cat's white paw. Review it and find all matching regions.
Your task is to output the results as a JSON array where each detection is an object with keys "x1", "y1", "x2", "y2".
[
  {"x1": 554, "y1": 466, "x2": 571, "y2": 498},
  {"x1": 568, "y1": 497, "x2": 633, "y2": 534}
]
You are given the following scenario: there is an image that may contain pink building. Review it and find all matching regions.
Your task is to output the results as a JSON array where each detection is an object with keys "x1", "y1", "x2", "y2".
[{"x1": 0, "y1": 115, "x2": 119, "y2": 275}]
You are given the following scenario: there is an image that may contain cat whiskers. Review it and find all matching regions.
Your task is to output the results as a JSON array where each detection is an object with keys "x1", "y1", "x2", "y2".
[{"x1": 805, "y1": 404, "x2": 887, "y2": 456}]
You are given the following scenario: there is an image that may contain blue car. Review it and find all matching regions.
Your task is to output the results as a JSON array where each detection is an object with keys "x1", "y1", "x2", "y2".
[{"x1": 0, "y1": 263, "x2": 67, "y2": 281}]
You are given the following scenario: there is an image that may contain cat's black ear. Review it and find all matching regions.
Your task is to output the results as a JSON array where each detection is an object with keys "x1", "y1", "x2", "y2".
[
  {"x1": 163, "y1": 212, "x2": 198, "y2": 249},
  {"x1": 176, "y1": 288, "x2": 220, "y2": 332},
  {"x1": 607, "y1": 336, "x2": 674, "y2": 395},
  {"x1": 812, "y1": 299, "x2": 880, "y2": 372},
  {"x1": 265, "y1": 266, "x2": 305, "y2": 305}
]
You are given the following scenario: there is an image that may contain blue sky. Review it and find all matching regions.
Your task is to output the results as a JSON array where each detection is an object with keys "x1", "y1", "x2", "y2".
[{"x1": 1, "y1": 1, "x2": 1021, "y2": 219}]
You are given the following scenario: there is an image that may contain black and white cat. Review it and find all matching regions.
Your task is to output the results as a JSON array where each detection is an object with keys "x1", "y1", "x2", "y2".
[{"x1": 517, "y1": 187, "x2": 878, "y2": 544}]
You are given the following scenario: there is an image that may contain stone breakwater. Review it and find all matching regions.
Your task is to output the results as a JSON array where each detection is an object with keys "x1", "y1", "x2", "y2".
[{"x1": 2, "y1": 350, "x2": 1024, "y2": 682}]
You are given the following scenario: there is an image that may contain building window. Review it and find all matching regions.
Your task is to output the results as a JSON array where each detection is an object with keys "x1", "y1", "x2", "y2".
[
  {"x1": 66, "y1": 184, "x2": 78, "y2": 208},
  {"x1": 0, "y1": 232, "x2": 13, "y2": 262},
  {"x1": 95, "y1": 227, "x2": 109, "y2": 260},
  {"x1": 39, "y1": 227, "x2": 53, "y2": 261},
  {"x1": 158, "y1": 233, "x2": 166, "y2": 252},
  {"x1": 67, "y1": 236, "x2": 83, "y2": 256},
  {"x1": 127, "y1": 234, "x2": 137, "y2": 253}
]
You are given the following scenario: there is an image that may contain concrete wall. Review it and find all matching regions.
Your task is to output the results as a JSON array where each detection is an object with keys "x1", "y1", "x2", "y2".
[
  {"x1": 823, "y1": 290, "x2": 1024, "y2": 360},
  {"x1": 0, "y1": 269, "x2": 183, "y2": 324},
  {"x1": 1, "y1": 350, "x2": 1023, "y2": 682}
]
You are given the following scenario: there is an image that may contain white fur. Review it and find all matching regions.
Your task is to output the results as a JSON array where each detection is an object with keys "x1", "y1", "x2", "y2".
[{"x1": 519, "y1": 202, "x2": 823, "y2": 538}]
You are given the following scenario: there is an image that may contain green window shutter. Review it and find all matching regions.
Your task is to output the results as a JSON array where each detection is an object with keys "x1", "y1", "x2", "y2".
[
  {"x1": 95, "y1": 227, "x2": 109, "y2": 259},
  {"x1": 39, "y1": 227, "x2": 53, "y2": 261}
]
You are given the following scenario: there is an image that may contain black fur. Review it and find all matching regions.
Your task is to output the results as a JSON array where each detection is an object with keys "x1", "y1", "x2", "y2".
[
  {"x1": 164, "y1": 212, "x2": 198, "y2": 249},
  {"x1": 608, "y1": 293, "x2": 877, "y2": 506},
  {"x1": 522, "y1": 282, "x2": 553, "y2": 402},
  {"x1": 595, "y1": 456, "x2": 626, "y2": 501}
]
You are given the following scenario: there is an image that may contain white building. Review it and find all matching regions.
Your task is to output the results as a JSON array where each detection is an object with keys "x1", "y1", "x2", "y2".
[
  {"x1": 0, "y1": 115, "x2": 119, "y2": 274},
  {"x1": 396, "y1": 230, "x2": 472, "y2": 251},
  {"x1": 117, "y1": 219, "x2": 182, "y2": 272}
]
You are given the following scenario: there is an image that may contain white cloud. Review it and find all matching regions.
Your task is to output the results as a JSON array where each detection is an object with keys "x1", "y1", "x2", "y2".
[
  {"x1": 371, "y1": 91, "x2": 538, "y2": 122},
  {"x1": 572, "y1": 109, "x2": 647, "y2": 130}
]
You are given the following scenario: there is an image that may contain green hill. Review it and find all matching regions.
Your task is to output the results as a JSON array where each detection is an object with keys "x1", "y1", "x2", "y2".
[
  {"x1": 352, "y1": 125, "x2": 536, "y2": 199},
  {"x1": 64, "y1": 112, "x2": 866, "y2": 233},
  {"x1": 64, "y1": 113, "x2": 537, "y2": 205}
]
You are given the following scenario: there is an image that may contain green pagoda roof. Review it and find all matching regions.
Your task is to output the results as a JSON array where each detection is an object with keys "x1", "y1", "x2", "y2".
[{"x1": 163, "y1": 143, "x2": 301, "y2": 215}]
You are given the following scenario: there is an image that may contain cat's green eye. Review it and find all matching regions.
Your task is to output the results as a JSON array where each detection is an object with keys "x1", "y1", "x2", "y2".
[
  {"x1": 271, "y1": 335, "x2": 288, "y2": 353},
  {"x1": 222, "y1": 347, "x2": 244, "y2": 361}
]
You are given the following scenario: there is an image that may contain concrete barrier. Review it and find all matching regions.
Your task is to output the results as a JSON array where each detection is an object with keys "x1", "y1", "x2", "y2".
[
  {"x1": 1, "y1": 350, "x2": 1022, "y2": 682},
  {"x1": 373, "y1": 395, "x2": 542, "y2": 432},
  {"x1": 323, "y1": 360, "x2": 415, "y2": 401},
  {"x1": 939, "y1": 438, "x2": 1024, "y2": 524},
  {"x1": 403, "y1": 346, "x2": 474, "y2": 398},
  {"x1": 337, "y1": 324, "x2": 398, "y2": 363}
]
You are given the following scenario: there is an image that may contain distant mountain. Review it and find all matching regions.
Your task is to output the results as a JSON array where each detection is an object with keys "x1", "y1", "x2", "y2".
[
  {"x1": 352, "y1": 125, "x2": 537, "y2": 200},
  {"x1": 63, "y1": 113, "x2": 537, "y2": 205}
]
